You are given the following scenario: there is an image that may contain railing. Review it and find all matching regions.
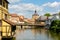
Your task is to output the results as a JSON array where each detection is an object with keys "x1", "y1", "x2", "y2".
[{"x1": 16, "y1": 23, "x2": 46, "y2": 26}]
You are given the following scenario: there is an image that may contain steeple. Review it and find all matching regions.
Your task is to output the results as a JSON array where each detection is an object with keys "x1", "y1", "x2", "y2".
[
  {"x1": 32, "y1": 10, "x2": 39, "y2": 21},
  {"x1": 32, "y1": 10, "x2": 39, "y2": 16},
  {"x1": 35, "y1": 10, "x2": 37, "y2": 14}
]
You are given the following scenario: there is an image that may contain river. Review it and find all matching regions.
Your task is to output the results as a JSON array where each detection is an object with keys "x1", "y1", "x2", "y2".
[{"x1": 15, "y1": 28, "x2": 60, "y2": 40}]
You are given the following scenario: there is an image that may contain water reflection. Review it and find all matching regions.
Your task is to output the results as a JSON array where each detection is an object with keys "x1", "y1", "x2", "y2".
[{"x1": 15, "y1": 28, "x2": 60, "y2": 40}]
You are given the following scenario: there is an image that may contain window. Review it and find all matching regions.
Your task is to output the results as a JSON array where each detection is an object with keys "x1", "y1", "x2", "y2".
[
  {"x1": 0, "y1": 20, "x2": 2, "y2": 26},
  {"x1": 3, "y1": 1, "x2": 5, "y2": 7},
  {"x1": 6, "y1": 3, "x2": 8, "y2": 9},
  {"x1": 0, "y1": 0, "x2": 2, "y2": 5},
  {"x1": 5, "y1": 14, "x2": 7, "y2": 19},
  {"x1": 2, "y1": 0, "x2": 8, "y2": 9}
]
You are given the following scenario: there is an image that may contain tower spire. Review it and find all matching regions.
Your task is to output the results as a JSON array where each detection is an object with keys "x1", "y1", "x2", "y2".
[{"x1": 35, "y1": 10, "x2": 37, "y2": 14}]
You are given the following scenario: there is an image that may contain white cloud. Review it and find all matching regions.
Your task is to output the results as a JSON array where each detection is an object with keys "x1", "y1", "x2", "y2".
[
  {"x1": 8, "y1": 1, "x2": 60, "y2": 18},
  {"x1": 42, "y1": 2, "x2": 50, "y2": 7},
  {"x1": 9, "y1": 3, "x2": 43, "y2": 14},
  {"x1": 9, "y1": 3, "x2": 43, "y2": 11},
  {"x1": 50, "y1": 2, "x2": 60, "y2": 7},
  {"x1": 42, "y1": 1, "x2": 60, "y2": 8},
  {"x1": 8, "y1": 3, "x2": 43, "y2": 18},
  {"x1": 7, "y1": 0, "x2": 21, "y2": 3}
]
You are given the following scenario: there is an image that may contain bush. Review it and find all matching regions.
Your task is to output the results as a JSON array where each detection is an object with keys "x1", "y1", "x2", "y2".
[{"x1": 50, "y1": 20, "x2": 60, "y2": 33}]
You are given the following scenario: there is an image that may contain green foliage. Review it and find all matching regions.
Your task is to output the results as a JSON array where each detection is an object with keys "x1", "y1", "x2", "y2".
[
  {"x1": 12, "y1": 37, "x2": 16, "y2": 40},
  {"x1": 50, "y1": 20, "x2": 60, "y2": 33},
  {"x1": 44, "y1": 13, "x2": 51, "y2": 17},
  {"x1": 58, "y1": 12, "x2": 60, "y2": 15}
]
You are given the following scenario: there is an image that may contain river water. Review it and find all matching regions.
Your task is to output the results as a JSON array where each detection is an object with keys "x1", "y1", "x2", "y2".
[{"x1": 15, "y1": 28, "x2": 60, "y2": 40}]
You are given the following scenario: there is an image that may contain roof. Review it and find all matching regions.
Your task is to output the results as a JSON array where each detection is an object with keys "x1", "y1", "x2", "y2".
[
  {"x1": 52, "y1": 13, "x2": 60, "y2": 16},
  {"x1": 19, "y1": 16, "x2": 24, "y2": 19},
  {"x1": 52, "y1": 14, "x2": 59, "y2": 16},
  {"x1": 5, "y1": 0, "x2": 9, "y2": 3},
  {"x1": 32, "y1": 13, "x2": 39, "y2": 16},
  {"x1": 10, "y1": 14, "x2": 18, "y2": 17},
  {"x1": 19, "y1": 16, "x2": 24, "y2": 22},
  {"x1": 37, "y1": 16, "x2": 48, "y2": 21},
  {"x1": 32, "y1": 10, "x2": 39, "y2": 16},
  {"x1": 19, "y1": 15, "x2": 24, "y2": 19},
  {"x1": 3, "y1": 19, "x2": 16, "y2": 26}
]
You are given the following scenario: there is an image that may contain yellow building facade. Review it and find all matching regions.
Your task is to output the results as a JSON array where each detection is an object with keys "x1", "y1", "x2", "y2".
[{"x1": 0, "y1": 0, "x2": 16, "y2": 39}]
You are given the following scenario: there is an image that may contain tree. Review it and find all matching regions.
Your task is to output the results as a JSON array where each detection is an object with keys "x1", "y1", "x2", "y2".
[
  {"x1": 50, "y1": 20, "x2": 60, "y2": 33},
  {"x1": 58, "y1": 12, "x2": 60, "y2": 15},
  {"x1": 44, "y1": 13, "x2": 51, "y2": 17},
  {"x1": 58, "y1": 12, "x2": 60, "y2": 18}
]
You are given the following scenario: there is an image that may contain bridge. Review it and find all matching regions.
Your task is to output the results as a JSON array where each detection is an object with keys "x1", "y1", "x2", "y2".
[
  {"x1": 16, "y1": 23, "x2": 46, "y2": 26},
  {"x1": 16, "y1": 19, "x2": 53, "y2": 29},
  {"x1": 16, "y1": 23, "x2": 47, "y2": 29}
]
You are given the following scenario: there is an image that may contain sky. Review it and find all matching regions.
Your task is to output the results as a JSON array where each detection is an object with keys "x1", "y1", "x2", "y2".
[{"x1": 7, "y1": 0, "x2": 60, "y2": 18}]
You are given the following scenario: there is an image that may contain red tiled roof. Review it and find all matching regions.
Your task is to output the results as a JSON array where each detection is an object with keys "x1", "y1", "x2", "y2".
[
  {"x1": 19, "y1": 16, "x2": 24, "y2": 19},
  {"x1": 19, "y1": 16, "x2": 24, "y2": 22},
  {"x1": 10, "y1": 14, "x2": 18, "y2": 17}
]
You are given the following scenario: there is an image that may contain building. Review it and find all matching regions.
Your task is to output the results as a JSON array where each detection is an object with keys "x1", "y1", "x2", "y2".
[
  {"x1": 24, "y1": 18, "x2": 30, "y2": 23},
  {"x1": 9, "y1": 14, "x2": 24, "y2": 24},
  {"x1": 45, "y1": 13, "x2": 60, "y2": 25},
  {"x1": 36, "y1": 16, "x2": 48, "y2": 26},
  {"x1": 46, "y1": 13, "x2": 60, "y2": 25},
  {"x1": 0, "y1": 0, "x2": 16, "y2": 40},
  {"x1": 19, "y1": 15, "x2": 24, "y2": 24},
  {"x1": 32, "y1": 10, "x2": 39, "y2": 22},
  {"x1": 52, "y1": 14, "x2": 60, "y2": 20},
  {"x1": 9, "y1": 14, "x2": 20, "y2": 23}
]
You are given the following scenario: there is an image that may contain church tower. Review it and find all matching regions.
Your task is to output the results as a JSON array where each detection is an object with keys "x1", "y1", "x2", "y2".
[{"x1": 32, "y1": 10, "x2": 39, "y2": 21}]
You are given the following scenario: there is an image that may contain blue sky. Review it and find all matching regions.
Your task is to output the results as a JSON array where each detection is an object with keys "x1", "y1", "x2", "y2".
[{"x1": 7, "y1": 0, "x2": 60, "y2": 18}]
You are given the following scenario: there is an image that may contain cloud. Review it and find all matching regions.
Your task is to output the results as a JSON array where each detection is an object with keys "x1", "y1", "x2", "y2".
[
  {"x1": 41, "y1": 1, "x2": 60, "y2": 15},
  {"x1": 42, "y1": 1, "x2": 60, "y2": 8},
  {"x1": 8, "y1": 3, "x2": 43, "y2": 16},
  {"x1": 9, "y1": 3, "x2": 43, "y2": 11},
  {"x1": 7, "y1": 0, "x2": 21, "y2": 3},
  {"x1": 8, "y1": 1, "x2": 60, "y2": 18},
  {"x1": 50, "y1": 2, "x2": 60, "y2": 7}
]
